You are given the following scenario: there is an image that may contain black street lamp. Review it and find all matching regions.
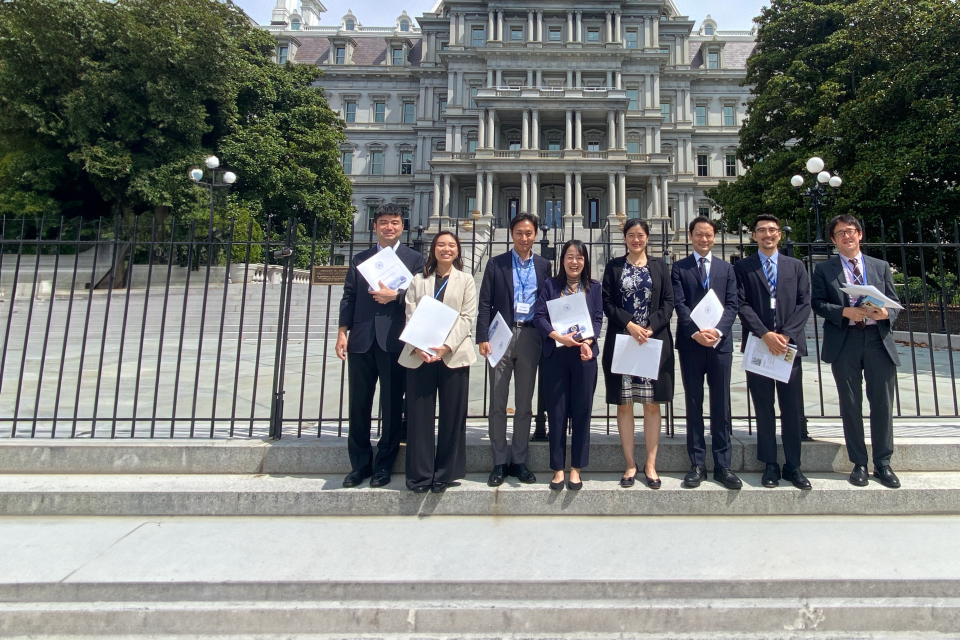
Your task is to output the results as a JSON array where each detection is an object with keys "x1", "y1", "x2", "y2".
[
  {"x1": 189, "y1": 156, "x2": 237, "y2": 227},
  {"x1": 791, "y1": 156, "x2": 841, "y2": 249}
]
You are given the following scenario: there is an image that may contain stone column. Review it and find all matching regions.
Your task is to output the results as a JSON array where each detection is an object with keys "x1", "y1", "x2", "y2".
[
  {"x1": 650, "y1": 176, "x2": 660, "y2": 217},
  {"x1": 488, "y1": 11, "x2": 494, "y2": 41},
  {"x1": 478, "y1": 110, "x2": 486, "y2": 149},
  {"x1": 645, "y1": 127, "x2": 653, "y2": 155},
  {"x1": 618, "y1": 111, "x2": 626, "y2": 149},
  {"x1": 576, "y1": 12, "x2": 582, "y2": 42},
  {"x1": 566, "y1": 70, "x2": 573, "y2": 87},
  {"x1": 530, "y1": 172, "x2": 539, "y2": 218},
  {"x1": 532, "y1": 109, "x2": 540, "y2": 149},
  {"x1": 615, "y1": 71, "x2": 622, "y2": 90},
  {"x1": 527, "y1": 11, "x2": 534, "y2": 42},
  {"x1": 535, "y1": 69, "x2": 542, "y2": 87},
  {"x1": 423, "y1": 33, "x2": 430, "y2": 62},
  {"x1": 485, "y1": 172, "x2": 494, "y2": 215},
  {"x1": 607, "y1": 111, "x2": 615, "y2": 149},
  {"x1": 564, "y1": 172, "x2": 573, "y2": 218},
  {"x1": 476, "y1": 172, "x2": 484, "y2": 214},
  {"x1": 606, "y1": 71, "x2": 613, "y2": 87},
  {"x1": 447, "y1": 71, "x2": 455, "y2": 103},
  {"x1": 520, "y1": 173, "x2": 529, "y2": 213},
  {"x1": 575, "y1": 70, "x2": 582, "y2": 87},
  {"x1": 652, "y1": 14, "x2": 659, "y2": 47},
  {"x1": 522, "y1": 110, "x2": 530, "y2": 149},
  {"x1": 445, "y1": 125, "x2": 453, "y2": 151},
  {"x1": 605, "y1": 12, "x2": 612, "y2": 43},
  {"x1": 419, "y1": 87, "x2": 427, "y2": 118},
  {"x1": 454, "y1": 124, "x2": 462, "y2": 152},
  {"x1": 608, "y1": 173, "x2": 617, "y2": 216},
  {"x1": 454, "y1": 71, "x2": 462, "y2": 105},
  {"x1": 433, "y1": 174, "x2": 442, "y2": 218},
  {"x1": 496, "y1": 69, "x2": 503, "y2": 86},
  {"x1": 661, "y1": 175, "x2": 669, "y2": 221},
  {"x1": 458, "y1": 13, "x2": 465, "y2": 45},
  {"x1": 615, "y1": 12, "x2": 622, "y2": 43},
  {"x1": 449, "y1": 12, "x2": 457, "y2": 45},
  {"x1": 537, "y1": 11, "x2": 543, "y2": 42},
  {"x1": 565, "y1": 110, "x2": 573, "y2": 150},
  {"x1": 567, "y1": 12, "x2": 573, "y2": 42},
  {"x1": 574, "y1": 172, "x2": 583, "y2": 216},
  {"x1": 443, "y1": 174, "x2": 451, "y2": 216},
  {"x1": 487, "y1": 69, "x2": 494, "y2": 87},
  {"x1": 575, "y1": 110, "x2": 583, "y2": 149},
  {"x1": 618, "y1": 172, "x2": 627, "y2": 214},
  {"x1": 487, "y1": 108, "x2": 496, "y2": 148},
  {"x1": 527, "y1": 69, "x2": 533, "y2": 86},
  {"x1": 497, "y1": 11, "x2": 504, "y2": 41}
]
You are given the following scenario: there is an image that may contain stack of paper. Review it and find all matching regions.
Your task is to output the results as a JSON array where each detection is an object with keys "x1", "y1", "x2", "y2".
[
  {"x1": 546, "y1": 292, "x2": 594, "y2": 347},
  {"x1": 399, "y1": 296, "x2": 458, "y2": 356}
]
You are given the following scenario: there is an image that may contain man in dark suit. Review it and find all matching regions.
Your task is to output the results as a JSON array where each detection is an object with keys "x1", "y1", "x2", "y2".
[
  {"x1": 476, "y1": 212, "x2": 552, "y2": 487},
  {"x1": 735, "y1": 215, "x2": 812, "y2": 490},
  {"x1": 336, "y1": 204, "x2": 425, "y2": 488},
  {"x1": 812, "y1": 214, "x2": 902, "y2": 488},
  {"x1": 672, "y1": 216, "x2": 742, "y2": 490}
]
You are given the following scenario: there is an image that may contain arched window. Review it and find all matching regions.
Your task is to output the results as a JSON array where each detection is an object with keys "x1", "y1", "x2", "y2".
[
  {"x1": 399, "y1": 20, "x2": 409, "y2": 32},
  {"x1": 704, "y1": 24, "x2": 714, "y2": 35},
  {"x1": 345, "y1": 19, "x2": 355, "y2": 31},
  {"x1": 291, "y1": 19, "x2": 300, "y2": 30}
]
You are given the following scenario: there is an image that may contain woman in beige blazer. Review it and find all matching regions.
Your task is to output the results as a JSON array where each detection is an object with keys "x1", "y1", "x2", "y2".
[{"x1": 399, "y1": 231, "x2": 478, "y2": 493}]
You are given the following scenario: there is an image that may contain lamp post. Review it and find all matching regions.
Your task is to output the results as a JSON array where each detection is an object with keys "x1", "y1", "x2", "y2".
[
  {"x1": 189, "y1": 155, "x2": 237, "y2": 228},
  {"x1": 791, "y1": 156, "x2": 841, "y2": 251}
]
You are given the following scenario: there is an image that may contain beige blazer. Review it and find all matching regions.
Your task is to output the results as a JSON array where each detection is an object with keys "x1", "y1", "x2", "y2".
[{"x1": 398, "y1": 267, "x2": 478, "y2": 370}]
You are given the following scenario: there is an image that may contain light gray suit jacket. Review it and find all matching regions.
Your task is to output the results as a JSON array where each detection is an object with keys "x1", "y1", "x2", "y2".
[{"x1": 811, "y1": 255, "x2": 901, "y2": 366}]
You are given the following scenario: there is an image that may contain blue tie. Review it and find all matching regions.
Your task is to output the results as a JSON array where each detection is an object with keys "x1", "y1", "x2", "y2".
[{"x1": 762, "y1": 257, "x2": 777, "y2": 298}]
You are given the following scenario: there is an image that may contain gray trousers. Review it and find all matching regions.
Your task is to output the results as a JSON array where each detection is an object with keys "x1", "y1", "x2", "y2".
[
  {"x1": 831, "y1": 325, "x2": 896, "y2": 467},
  {"x1": 489, "y1": 326, "x2": 542, "y2": 466}
]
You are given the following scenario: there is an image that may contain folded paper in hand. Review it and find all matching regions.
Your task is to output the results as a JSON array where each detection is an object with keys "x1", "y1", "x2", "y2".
[
  {"x1": 840, "y1": 284, "x2": 904, "y2": 310},
  {"x1": 485, "y1": 312, "x2": 513, "y2": 367},
  {"x1": 690, "y1": 289, "x2": 724, "y2": 331},
  {"x1": 741, "y1": 333, "x2": 797, "y2": 384},
  {"x1": 611, "y1": 334, "x2": 662, "y2": 380},
  {"x1": 399, "y1": 296, "x2": 458, "y2": 356},
  {"x1": 357, "y1": 246, "x2": 415, "y2": 293},
  {"x1": 546, "y1": 292, "x2": 594, "y2": 347}
]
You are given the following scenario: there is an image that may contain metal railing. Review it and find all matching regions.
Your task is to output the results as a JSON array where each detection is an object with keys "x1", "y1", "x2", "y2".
[{"x1": 1, "y1": 214, "x2": 957, "y2": 440}]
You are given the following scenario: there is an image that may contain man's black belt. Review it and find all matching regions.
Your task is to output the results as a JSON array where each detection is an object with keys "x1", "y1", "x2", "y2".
[{"x1": 512, "y1": 321, "x2": 534, "y2": 328}]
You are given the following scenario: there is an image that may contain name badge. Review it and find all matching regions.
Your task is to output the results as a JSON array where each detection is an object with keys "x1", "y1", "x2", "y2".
[
  {"x1": 515, "y1": 302, "x2": 531, "y2": 315},
  {"x1": 769, "y1": 297, "x2": 777, "y2": 310}
]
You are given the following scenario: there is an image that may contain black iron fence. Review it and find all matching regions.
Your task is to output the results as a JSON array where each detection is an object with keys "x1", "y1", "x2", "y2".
[{"x1": 0, "y1": 214, "x2": 957, "y2": 440}]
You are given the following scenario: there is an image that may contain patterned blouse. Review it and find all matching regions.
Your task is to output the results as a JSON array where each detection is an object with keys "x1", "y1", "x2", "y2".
[{"x1": 619, "y1": 261, "x2": 655, "y2": 404}]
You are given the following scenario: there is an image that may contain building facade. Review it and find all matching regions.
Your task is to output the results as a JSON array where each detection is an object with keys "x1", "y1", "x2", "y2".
[{"x1": 264, "y1": 0, "x2": 755, "y2": 238}]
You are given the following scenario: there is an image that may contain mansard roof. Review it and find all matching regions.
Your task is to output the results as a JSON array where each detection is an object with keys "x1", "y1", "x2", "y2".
[
  {"x1": 292, "y1": 37, "x2": 423, "y2": 66},
  {"x1": 688, "y1": 40, "x2": 756, "y2": 70}
]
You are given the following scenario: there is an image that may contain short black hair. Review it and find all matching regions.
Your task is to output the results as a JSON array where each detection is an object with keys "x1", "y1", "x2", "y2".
[
  {"x1": 553, "y1": 239, "x2": 592, "y2": 292},
  {"x1": 827, "y1": 214, "x2": 862, "y2": 239},
  {"x1": 510, "y1": 212, "x2": 540, "y2": 232},
  {"x1": 373, "y1": 203, "x2": 405, "y2": 223},
  {"x1": 623, "y1": 218, "x2": 650, "y2": 237},
  {"x1": 752, "y1": 215, "x2": 780, "y2": 231},
  {"x1": 689, "y1": 216, "x2": 718, "y2": 235}
]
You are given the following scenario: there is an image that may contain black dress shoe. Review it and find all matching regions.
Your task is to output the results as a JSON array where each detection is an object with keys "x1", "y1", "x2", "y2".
[
  {"x1": 369, "y1": 468, "x2": 391, "y2": 488},
  {"x1": 342, "y1": 469, "x2": 370, "y2": 488},
  {"x1": 410, "y1": 485, "x2": 430, "y2": 494},
  {"x1": 713, "y1": 467, "x2": 743, "y2": 490},
  {"x1": 509, "y1": 463, "x2": 537, "y2": 484},
  {"x1": 683, "y1": 465, "x2": 707, "y2": 488},
  {"x1": 619, "y1": 469, "x2": 637, "y2": 488},
  {"x1": 567, "y1": 479, "x2": 583, "y2": 491},
  {"x1": 549, "y1": 479, "x2": 564, "y2": 491},
  {"x1": 644, "y1": 474, "x2": 661, "y2": 490},
  {"x1": 431, "y1": 482, "x2": 449, "y2": 493},
  {"x1": 849, "y1": 465, "x2": 869, "y2": 486},
  {"x1": 874, "y1": 465, "x2": 901, "y2": 488},
  {"x1": 761, "y1": 463, "x2": 781, "y2": 488},
  {"x1": 782, "y1": 465, "x2": 812, "y2": 490},
  {"x1": 488, "y1": 464, "x2": 506, "y2": 487}
]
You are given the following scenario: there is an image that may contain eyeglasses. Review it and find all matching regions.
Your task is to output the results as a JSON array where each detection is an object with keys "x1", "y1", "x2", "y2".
[
  {"x1": 754, "y1": 227, "x2": 781, "y2": 236},
  {"x1": 833, "y1": 228, "x2": 860, "y2": 239}
]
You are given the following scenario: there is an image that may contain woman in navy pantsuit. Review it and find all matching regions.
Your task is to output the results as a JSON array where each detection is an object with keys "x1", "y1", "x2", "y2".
[{"x1": 534, "y1": 240, "x2": 604, "y2": 491}]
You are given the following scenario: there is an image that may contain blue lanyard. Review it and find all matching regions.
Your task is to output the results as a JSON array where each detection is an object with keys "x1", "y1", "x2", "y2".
[
  {"x1": 434, "y1": 277, "x2": 449, "y2": 299},
  {"x1": 845, "y1": 258, "x2": 866, "y2": 286},
  {"x1": 701, "y1": 260, "x2": 710, "y2": 290},
  {"x1": 513, "y1": 252, "x2": 534, "y2": 300}
]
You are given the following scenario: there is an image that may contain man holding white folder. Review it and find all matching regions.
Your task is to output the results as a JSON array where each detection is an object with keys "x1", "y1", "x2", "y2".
[
  {"x1": 672, "y1": 216, "x2": 742, "y2": 490},
  {"x1": 812, "y1": 214, "x2": 902, "y2": 488},
  {"x1": 735, "y1": 215, "x2": 812, "y2": 490}
]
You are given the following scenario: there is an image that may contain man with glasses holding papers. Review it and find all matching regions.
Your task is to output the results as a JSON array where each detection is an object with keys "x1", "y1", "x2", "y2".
[
  {"x1": 735, "y1": 215, "x2": 812, "y2": 490},
  {"x1": 672, "y1": 216, "x2": 741, "y2": 490},
  {"x1": 812, "y1": 214, "x2": 902, "y2": 488},
  {"x1": 336, "y1": 204, "x2": 425, "y2": 489}
]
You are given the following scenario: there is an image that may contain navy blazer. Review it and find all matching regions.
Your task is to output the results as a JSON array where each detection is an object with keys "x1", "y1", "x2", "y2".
[
  {"x1": 811, "y1": 255, "x2": 901, "y2": 365},
  {"x1": 338, "y1": 243, "x2": 425, "y2": 354},
  {"x1": 671, "y1": 253, "x2": 738, "y2": 353},
  {"x1": 735, "y1": 252, "x2": 811, "y2": 357},
  {"x1": 533, "y1": 278, "x2": 604, "y2": 359},
  {"x1": 476, "y1": 250, "x2": 553, "y2": 343}
]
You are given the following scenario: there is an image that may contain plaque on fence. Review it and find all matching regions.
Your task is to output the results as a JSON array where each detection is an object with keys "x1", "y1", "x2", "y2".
[{"x1": 311, "y1": 266, "x2": 349, "y2": 285}]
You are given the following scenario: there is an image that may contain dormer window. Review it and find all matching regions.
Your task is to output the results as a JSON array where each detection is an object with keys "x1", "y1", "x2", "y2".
[
  {"x1": 392, "y1": 48, "x2": 403, "y2": 65},
  {"x1": 291, "y1": 19, "x2": 300, "y2": 30},
  {"x1": 400, "y1": 20, "x2": 409, "y2": 32},
  {"x1": 708, "y1": 51, "x2": 720, "y2": 69},
  {"x1": 704, "y1": 24, "x2": 714, "y2": 36},
  {"x1": 345, "y1": 19, "x2": 355, "y2": 31},
  {"x1": 336, "y1": 47, "x2": 345, "y2": 64}
]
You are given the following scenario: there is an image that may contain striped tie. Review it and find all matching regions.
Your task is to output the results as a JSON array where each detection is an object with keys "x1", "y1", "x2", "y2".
[
  {"x1": 762, "y1": 257, "x2": 776, "y2": 298},
  {"x1": 851, "y1": 257, "x2": 865, "y2": 328}
]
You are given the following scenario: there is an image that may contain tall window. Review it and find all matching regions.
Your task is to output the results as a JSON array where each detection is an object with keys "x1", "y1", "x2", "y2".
[
  {"x1": 660, "y1": 102, "x2": 672, "y2": 123},
  {"x1": 725, "y1": 154, "x2": 737, "y2": 177},
  {"x1": 509, "y1": 139, "x2": 521, "y2": 151},
  {"x1": 587, "y1": 140, "x2": 600, "y2": 152},
  {"x1": 549, "y1": 27, "x2": 562, "y2": 41},
  {"x1": 335, "y1": 47, "x2": 345, "y2": 64},
  {"x1": 695, "y1": 105, "x2": 706, "y2": 126},
  {"x1": 625, "y1": 30, "x2": 638, "y2": 49},
  {"x1": 511, "y1": 27, "x2": 523, "y2": 41},
  {"x1": 707, "y1": 52, "x2": 719, "y2": 69},
  {"x1": 723, "y1": 105, "x2": 735, "y2": 127},
  {"x1": 367, "y1": 205, "x2": 377, "y2": 229},
  {"x1": 627, "y1": 197, "x2": 640, "y2": 218},
  {"x1": 626, "y1": 141, "x2": 640, "y2": 154},
  {"x1": 466, "y1": 196, "x2": 477, "y2": 215},
  {"x1": 403, "y1": 102, "x2": 415, "y2": 123},
  {"x1": 697, "y1": 154, "x2": 709, "y2": 177},
  {"x1": 627, "y1": 89, "x2": 639, "y2": 111},
  {"x1": 470, "y1": 86, "x2": 478, "y2": 108},
  {"x1": 341, "y1": 151, "x2": 353, "y2": 174},
  {"x1": 468, "y1": 138, "x2": 478, "y2": 153},
  {"x1": 438, "y1": 98, "x2": 446, "y2": 117},
  {"x1": 473, "y1": 27, "x2": 485, "y2": 47},
  {"x1": 699, "y1": 206, "x2": 710, "y2": 217},
  {"x1": 548, "y1": 139, "x2": 561, "y2": 151},
  {"x1": 370, "y1": 151, "x2": 383, "y2": 175},
  {"x1": 374, "y1": 102, "x2": 386, "y2": 123},
  {"x1": 278, "y1": 46, "x2": 288, "y2": 64},
  {"x1": 291, "y1": 19, "x2": 300, "y2": 30},
  {"x1": 400, "y1": 151, "x2": 413, "y2": 175},
  {"x1": 392, "y1": 48, "x2": 403, "y2": 66},
  {"x1": 344, "y1": 101, "x2": 356, "y2": 123},
  {"x1": 587, "y1": 29, "x2": 600, "y2": 42}
]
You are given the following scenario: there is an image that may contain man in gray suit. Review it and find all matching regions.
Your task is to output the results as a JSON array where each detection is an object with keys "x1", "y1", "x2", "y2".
[{"x1": 812, "y1": 214, "x2": 902, "y2": 488}]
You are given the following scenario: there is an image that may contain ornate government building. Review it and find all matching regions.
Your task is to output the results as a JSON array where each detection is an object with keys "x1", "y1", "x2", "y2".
[{"x1": 263, "y1": 0, "x2": 755, "y2": 239}]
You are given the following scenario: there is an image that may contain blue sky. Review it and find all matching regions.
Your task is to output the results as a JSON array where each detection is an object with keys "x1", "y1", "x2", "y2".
[{"x1": 235, "y1": 0, "x2": 767, "y2": 31}]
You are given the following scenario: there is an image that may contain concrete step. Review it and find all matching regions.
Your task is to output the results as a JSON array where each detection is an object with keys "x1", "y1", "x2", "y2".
[
  {"x1": 2, "y1": 471, "x2": 958, "y2": 516},
  {"x1": 3, "y1": 434, "x2": 959, "y2": 475}
]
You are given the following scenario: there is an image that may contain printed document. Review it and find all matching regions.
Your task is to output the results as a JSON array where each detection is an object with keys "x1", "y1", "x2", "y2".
[
  {"x1": 690, "y1": 289, "x2": 724, "y2": 331},
  {"x1": 546, "y1": 292, "x2": 594, "y2": 347},
  {"x1": 399, "y1": 296, "x2": 458, "y2": 356},
  {"x1": 357, "y1": 246, "x2": 414, "y2": 292},
  {"x1": 741, "y1": 333, "x2": 797, "y2": 384},
  {"x1": 611, "y1": 334, "x2": 663, "y2": 380},
  {"x1": 840, "y1": 284, "x2": 904, "y2": 310},
  {"x1": 485, "y1": 312, "x2": 513, "y2": 367}
]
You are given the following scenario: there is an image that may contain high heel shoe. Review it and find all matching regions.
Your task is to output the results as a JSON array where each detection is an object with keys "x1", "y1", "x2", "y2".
[
  {"x1": 619, "y1": 467, "x2": 638, "y2": 488},
  {"x1": 644, "y1": 471, "x2": 661, "y2": 490}
]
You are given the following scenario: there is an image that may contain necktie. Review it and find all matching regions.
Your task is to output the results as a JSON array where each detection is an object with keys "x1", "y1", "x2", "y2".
[
  {"x1": 850, "y1": 257, "x2": 865, "y2": 327},
  {"x1": 698, "y1": 257, "x2": 708, "y2": 289},
  {"x1": 762, "y1": 257, "x2": 777, "y2": 298}
]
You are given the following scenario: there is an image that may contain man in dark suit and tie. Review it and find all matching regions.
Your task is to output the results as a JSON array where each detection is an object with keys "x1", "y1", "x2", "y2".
[
  {"x1": 812, "y1": 214, "x2": 902, "y2": 488},
  {"x1": 336, "y1": 204, "x2": 425, "y2": 488},
  {"x1": 735, "y1": 215, "x2": 812, "y2": 490},
  {"x1": 672, "y1": 216, "x2": 742, "y2": 490},
  {"x1": 476, "y1": 212, "x2": 553, "y2": 487}
]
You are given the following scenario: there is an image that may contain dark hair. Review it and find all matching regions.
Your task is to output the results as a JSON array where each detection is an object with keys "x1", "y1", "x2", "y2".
[
  {"x1": 373, "y1": 202, "x2": 405, "y2": 223},
  {"x1": 553, "y1": 239, "x2": 591, "y2": 292},
  {"x1": 424, "y1": 230, "x2": 464, "y2": 276},
  {"x1": 827, "y1": 214, "x2": 862, "y2": 239},
  {"x1": 510, "y1": 212, "x2": 540, "y2": 232},
  {"x1": 623, "y1": 218, "x2": 651, "y2": 237},
  {"x1": 688, "y1": 216, "x2": 718, "y2": 235},
  {"x1": 752, "y1": 214, "x2": 780, "y2": 231}
]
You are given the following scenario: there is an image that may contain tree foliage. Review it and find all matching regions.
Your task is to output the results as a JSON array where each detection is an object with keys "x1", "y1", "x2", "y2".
[{"x1": 708, "y1": 0, "x2": 960, "y2": 233}]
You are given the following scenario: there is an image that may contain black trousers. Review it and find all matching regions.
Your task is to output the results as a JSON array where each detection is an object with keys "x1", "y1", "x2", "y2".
[
  {"x1": 405, "y1": 361, "x2": 469, "y2": 489},
  {"x1": 747, "y1": 357, "x2": 804, "y2": 468},
  {"x1": 347, "y1": 342, "x2": 405, "y2": 474},
  {"x1": 831, "y1": 326, "x2": 896, "y2": 467},
  {"x1": 679, "y1": 347, "x2": 733, "y2": 468},
  {"x1": 543, "y1": 346, "x2": 597, "y2": 471}
]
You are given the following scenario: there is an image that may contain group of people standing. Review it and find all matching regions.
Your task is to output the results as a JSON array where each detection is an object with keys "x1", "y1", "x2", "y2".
[{"x1": 336, "y1": 203, "x2": 903, "y2": 494}]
